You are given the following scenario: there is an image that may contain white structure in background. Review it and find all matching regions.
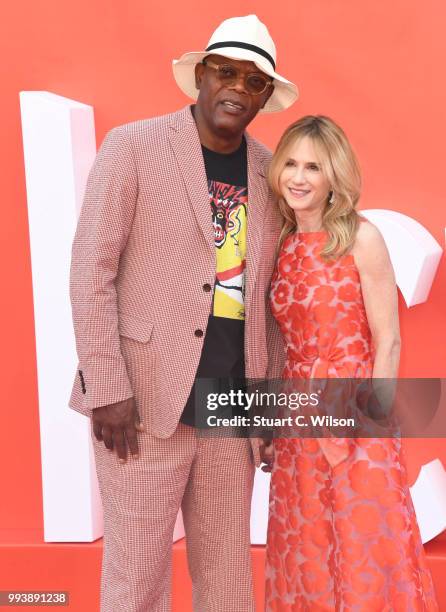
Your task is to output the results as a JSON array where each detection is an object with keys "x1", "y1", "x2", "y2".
[
  {"x1": 20, "y1": 91, "x2": 186, "y2": 542},
  {"x1": 361, "y1": 209, "x2": 442, "y2": 307},
  {"x1": 251, "y1": 471, "x2": 271, "y2": 543},
  {"x1": 20, "y1": 92, "x2": 99, "y2": 542},
  {"x1": 251, "y1": 210, "x2": 444, "y2": 545},
  {"x1": 411, "y1": 459, "x2": 446, "y2": 543},
  {"x1": 21, "y1": 91, "x2": 444, "y2": 545}
]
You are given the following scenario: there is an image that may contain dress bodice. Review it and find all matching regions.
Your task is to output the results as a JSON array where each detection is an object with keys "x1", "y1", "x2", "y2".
[{"x1": 270, "y1": 231, "x2": 374, "y2": 379}]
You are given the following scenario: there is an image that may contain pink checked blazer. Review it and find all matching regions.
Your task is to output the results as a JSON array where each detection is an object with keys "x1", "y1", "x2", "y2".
[{"x1": 69, "y1": 105, "x2": 284, "y2": 459}]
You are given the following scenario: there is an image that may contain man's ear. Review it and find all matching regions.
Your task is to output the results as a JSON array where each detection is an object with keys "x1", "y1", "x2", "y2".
[
  {"x1": 261, "y1": 84, "x2": 275, "y2": 109},
  {"x1": 194, "y1": 63, "x2": 204, "y2": 90}
]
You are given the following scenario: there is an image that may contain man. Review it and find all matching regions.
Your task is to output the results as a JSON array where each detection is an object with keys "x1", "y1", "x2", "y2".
[{"x1": 69, "y1": 14, "x2": 297, "y2": 612}]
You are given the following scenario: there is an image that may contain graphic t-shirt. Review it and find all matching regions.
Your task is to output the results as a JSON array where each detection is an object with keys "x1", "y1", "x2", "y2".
[{"x1": 180, "y1": 137, "x2": 248, "y2": 425}]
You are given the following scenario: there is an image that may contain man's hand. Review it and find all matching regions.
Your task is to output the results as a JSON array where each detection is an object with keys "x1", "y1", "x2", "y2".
[
  {"x1": 259, "y1": 438, "x2": 274, "y2": 473},
  {"x1": 92, "y1": 397, "x2": 144, "y2": 463}
]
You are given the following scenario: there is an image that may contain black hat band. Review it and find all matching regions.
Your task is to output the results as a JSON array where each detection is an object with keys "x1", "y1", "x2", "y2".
[{"x1": 205, "y1": 41, "x2": 276, "y2": 70}]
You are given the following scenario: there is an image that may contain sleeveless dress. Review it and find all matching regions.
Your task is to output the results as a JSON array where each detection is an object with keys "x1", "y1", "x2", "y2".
[{"x1": 265, "y1": 231, "x2": 438, "y2": 611}]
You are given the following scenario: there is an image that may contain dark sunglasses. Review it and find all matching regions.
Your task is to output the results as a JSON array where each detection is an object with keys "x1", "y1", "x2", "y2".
[{"x1": 202, "y1": 59, "x2": 273, "y2": 95}]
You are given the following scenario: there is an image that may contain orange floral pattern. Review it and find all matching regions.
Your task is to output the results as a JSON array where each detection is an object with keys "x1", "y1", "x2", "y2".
[{"x1": 265, "y1": 231, "x2": 438, "y2": 611}]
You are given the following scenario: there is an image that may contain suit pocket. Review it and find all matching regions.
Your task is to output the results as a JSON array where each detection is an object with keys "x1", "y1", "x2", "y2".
[{"x1": 118, "y1": 313, "x2": 154, "y2": 343}]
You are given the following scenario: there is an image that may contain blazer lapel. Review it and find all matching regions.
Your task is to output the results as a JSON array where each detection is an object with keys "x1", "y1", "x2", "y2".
[
  {"x1": 168, "y1": 107, "x2": 214, "y2": 253},
  {"x1": 245, "y1": 134, "x2": 269, "y2": 311},
  {"x1": 167, "y1": 108, "x2": 270, "y2": 285}
]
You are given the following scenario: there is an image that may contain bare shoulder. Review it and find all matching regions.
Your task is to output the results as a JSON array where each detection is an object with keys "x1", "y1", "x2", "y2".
[
  {"x1": 353, "y1": 217, "x2": 392, "y2": 273},
  {"x1": 354, "y1": 218, "x2": 386, "y2": 250}
]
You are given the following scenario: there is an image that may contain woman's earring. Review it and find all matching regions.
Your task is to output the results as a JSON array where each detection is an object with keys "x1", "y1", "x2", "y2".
[{"x1": 328, "y1": 191, "x2": 335, "y2": 205}]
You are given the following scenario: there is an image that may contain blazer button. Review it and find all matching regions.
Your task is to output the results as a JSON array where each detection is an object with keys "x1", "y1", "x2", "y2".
[
  {"x1": 202, "y1": 283, "x2": 212, "y2": 292},
  {"x1": 194, "y1": 329, "x2": 204, "y2": 338}
]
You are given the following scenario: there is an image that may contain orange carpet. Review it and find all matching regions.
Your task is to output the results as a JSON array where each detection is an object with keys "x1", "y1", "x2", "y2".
[{"x1": 0, "y1": 530, "x2": 444, "y2": 611}]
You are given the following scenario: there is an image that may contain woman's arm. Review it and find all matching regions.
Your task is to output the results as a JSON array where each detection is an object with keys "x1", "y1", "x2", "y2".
[{"x1": 352, "y1": 220, "x2": 401, "y2": 378}]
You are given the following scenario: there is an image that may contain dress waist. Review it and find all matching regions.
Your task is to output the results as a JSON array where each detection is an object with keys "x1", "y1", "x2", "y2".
[{"x1": 286, "y1": 352, "x2": 349, "y2": 378}]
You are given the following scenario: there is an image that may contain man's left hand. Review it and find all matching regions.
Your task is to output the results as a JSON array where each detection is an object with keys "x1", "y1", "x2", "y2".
[{"x1": 259, "y1": 438, "x2": 274, "y2": 473}]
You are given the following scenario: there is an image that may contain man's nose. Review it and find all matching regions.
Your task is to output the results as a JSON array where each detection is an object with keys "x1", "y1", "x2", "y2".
[{"x1": 229, "y1": 74, "x2": 249, "y2": 94}]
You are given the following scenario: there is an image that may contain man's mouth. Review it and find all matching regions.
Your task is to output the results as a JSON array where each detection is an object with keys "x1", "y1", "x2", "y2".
[{"x1": 220, "y1": 100, "x2": 246, "y2": 113}]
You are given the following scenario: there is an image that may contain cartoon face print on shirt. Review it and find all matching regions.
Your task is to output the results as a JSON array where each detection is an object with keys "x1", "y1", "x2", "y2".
[{"x1": 208, "y1": 180, "x2": 247, "y2": 320}]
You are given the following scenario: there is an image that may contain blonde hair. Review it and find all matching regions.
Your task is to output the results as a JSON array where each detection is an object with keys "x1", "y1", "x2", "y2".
[{"x1": 268, "y1": 115, "x2": 361, "y2": 259}]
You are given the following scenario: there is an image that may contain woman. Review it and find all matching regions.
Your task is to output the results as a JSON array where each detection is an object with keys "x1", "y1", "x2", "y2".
[{"x1": 264, "y1": 116, "x2": 437, "y2": 610}]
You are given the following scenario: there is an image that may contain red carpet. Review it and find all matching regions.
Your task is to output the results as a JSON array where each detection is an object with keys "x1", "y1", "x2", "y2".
[{"x1": 0, "y1": 530, "x2": 444, "y2": 610}]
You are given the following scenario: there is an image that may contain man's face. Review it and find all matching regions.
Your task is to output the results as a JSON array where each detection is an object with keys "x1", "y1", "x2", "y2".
[{"x1": 194, "y1": 54, "x2": 274, "y2": 136}]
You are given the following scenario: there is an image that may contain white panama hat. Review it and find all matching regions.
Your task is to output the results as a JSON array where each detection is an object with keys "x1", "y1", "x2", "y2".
[{"x1": 172, "y1": 14, "x2": 299, "y2": 113}]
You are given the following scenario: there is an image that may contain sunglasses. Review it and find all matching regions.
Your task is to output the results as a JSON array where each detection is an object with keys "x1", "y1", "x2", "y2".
[{"x1": 202, "y1": 59, "x2": 273, "y2": 96}]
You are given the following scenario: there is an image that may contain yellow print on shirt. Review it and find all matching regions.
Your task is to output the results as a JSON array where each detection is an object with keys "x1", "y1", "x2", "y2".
[{"x1": 209, "y1": 180, "x2": 247, "y2": 320}]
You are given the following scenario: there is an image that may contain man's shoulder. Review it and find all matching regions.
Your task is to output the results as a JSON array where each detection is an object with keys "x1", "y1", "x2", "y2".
[
  {"x1": 107, "y1": 106, "x2": 192, "y2": 144},
  {"x1": 246, "y1": 133, "x2": 272, "y2": 164}
]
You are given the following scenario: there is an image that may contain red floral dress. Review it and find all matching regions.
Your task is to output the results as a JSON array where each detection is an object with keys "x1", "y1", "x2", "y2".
[{"x1": 265, "y1": 231, "x2": 438, "y2": 611}]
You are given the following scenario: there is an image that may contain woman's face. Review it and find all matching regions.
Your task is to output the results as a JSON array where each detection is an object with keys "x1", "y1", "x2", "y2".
[{"x1": 278, "y1": 136, "x2": 331, "y2": 216}]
